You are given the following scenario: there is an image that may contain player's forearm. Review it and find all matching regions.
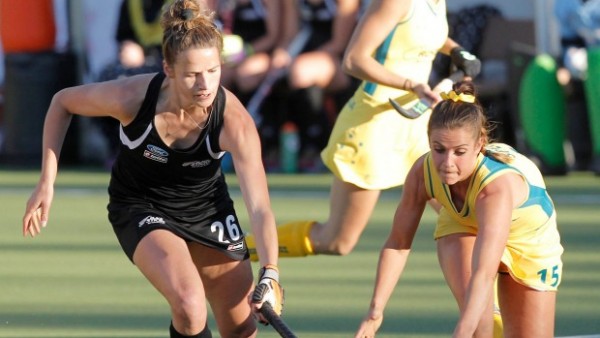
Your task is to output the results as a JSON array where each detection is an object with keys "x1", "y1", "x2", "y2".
[
  {"x1": 249, "y1": 211, "x2": 279, "y2": 266},
  {"x1": 369, "y1": 247, "x2": 410, "y2": 314},
  {"x1": 455, "y1": 271, "x2": 495, "y2": 336},
  {"x1": 40, "y1": 96, "x2": 73, "y2": 184},
  {"x1": 342, "y1": 55, "x2": 411, "y2": 90}
]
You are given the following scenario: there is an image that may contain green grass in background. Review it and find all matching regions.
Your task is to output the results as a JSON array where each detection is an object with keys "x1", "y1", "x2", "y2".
[{"x1": 0, "y1": 170, "x2": 598, "y2": 337}]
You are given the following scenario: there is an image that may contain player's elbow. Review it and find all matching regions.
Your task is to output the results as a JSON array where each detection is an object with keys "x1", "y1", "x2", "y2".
[{"x1": 341, "y1": 51, "x2": 359, "y2": 76}]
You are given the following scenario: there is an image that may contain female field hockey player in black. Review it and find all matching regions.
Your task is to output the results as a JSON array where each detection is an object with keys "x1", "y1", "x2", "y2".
[{"x1": 22, "y1": 0, "x2": 283, "y2": 337}]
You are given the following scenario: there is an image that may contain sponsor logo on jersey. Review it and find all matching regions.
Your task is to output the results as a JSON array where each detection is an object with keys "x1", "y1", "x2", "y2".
[
  {"x1": 138, "y1": 215, "x2": 166, "y2": 227},
  {"x1": 144, "y1": 144, "x2": 169, "y2": 163},
  {"x1": 147, "y1": 144, "x2": 169, "y2": 157},
  {"x1": 227, "y1": 241, "x2": 245, "y2": 251},
  {"x1": 182, "y1": 160, "x2": 211, "y2": 168}
]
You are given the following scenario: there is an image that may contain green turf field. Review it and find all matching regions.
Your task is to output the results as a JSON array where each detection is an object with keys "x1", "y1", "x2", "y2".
[{"x1": 1, "y1": 170, "x2": 599, "y2": 337}]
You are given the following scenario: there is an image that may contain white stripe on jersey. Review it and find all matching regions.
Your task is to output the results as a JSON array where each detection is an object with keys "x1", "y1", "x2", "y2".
[
  {"x1": 120, "y1": 123, "x2": 153, "y2": 150},
  {"x1": 206, "y1": 136, "x2": 226, "y2": 159}
]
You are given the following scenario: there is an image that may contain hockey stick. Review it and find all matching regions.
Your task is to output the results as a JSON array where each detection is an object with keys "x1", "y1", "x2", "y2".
[
  {"x1": 389, "y1": 70, "x2": 465, "y2": 119},
  {"x1": 259, "y1": 302, "x2": 298, "y2": 338},
  {"x1": 246, "y1": 25, "x2": 313, "y2": 126}
]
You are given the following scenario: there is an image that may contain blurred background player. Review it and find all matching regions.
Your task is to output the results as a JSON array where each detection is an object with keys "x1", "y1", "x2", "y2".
[
  {"x1": 217, "y1": 0, "x2": 283, "y2": 92},
  {"x1": 275, "y1": 0, "x2": 361, "y2": 172},
  {"x1": 213, "y1": 0, "x2": 300, "y2": 171},
  {"x1": 115, "y1": 0, "x2": 170, "y2": 70}
]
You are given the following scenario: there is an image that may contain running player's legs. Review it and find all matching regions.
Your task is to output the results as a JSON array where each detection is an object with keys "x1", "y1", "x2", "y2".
[
  {"x1": 133, "y1": 230, "x2": 209, "y2": 336},
  {"x1": 310, "y1": 177, "x2": 380, "y2": 255},
  {"x1": 437, "y1": 233, "x2": 495, "y2": 338},
  {"x1": 188, "y1": 242, "x2": 256, "y2": 338},
  {"x1": 497, "y1": 273, "x2": 556, "y2": 338}
]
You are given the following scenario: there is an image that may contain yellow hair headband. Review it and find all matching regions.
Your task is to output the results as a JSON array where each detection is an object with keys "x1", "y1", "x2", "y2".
[{"x1": 440, "y1": 90, "x2": 475, "y2": 103}]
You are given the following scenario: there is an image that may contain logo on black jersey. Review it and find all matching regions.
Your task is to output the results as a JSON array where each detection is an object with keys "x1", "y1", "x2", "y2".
[
  {"x1": 182, "y1": 160, "x2": 211, "y2": 168},
  {"x1": 227, "y1": 241, "x2": 245, "y2": 251},
  {"x1": 144, "y1": 144, "x2": 169, "y2": 163},
  {"x1": 138, "y1": 215, "x2": 166, "y2": 227}
]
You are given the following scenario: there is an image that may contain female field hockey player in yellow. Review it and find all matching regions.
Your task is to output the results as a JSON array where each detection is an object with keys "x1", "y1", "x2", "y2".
[
  {"x1": 22, "y1": 0, "x2": 284, "y2": 337},
  {"x1": 247, "y1": 0, "x2": 479, "y2": 258},
  {"x1": 355, "y1": 82, "x2": 564, "y2": 338}
]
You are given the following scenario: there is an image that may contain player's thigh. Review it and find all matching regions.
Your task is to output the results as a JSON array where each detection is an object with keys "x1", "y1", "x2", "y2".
[
  {"x1": 236, "y1": 52, "x2": 271, "y2": 78},
  {"x1": 133, "y1": 230, "x2": 206, "y2": 308},
  {"x1": 437, "y1": 233, "x2": 476, "y2": 305},
  {"x1": 289, "y1": 51, "x2": 337, "y2": 88},
  {"x1": 235, "y1": 53, "x2": 271, "y2": 91},
  {"x1": 189, "y1": 243, "x2": 256, "y2": 337},
  {"x1": 498, "y1": 273, "x2": 556, "y2": 338}
]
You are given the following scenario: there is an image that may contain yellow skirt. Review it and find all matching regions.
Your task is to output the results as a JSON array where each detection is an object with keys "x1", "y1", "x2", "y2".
[
  {"x1": 321, "y1": 93, "x2": 430, "y2": 190},
  {"x1": 434, "y1": 209, "x2": 563, "y2": 291}
]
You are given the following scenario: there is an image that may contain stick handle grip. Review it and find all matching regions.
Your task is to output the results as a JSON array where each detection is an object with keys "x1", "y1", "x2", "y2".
[{"x1": 259, "y1": 302, "x2": 298, "y2": 338}]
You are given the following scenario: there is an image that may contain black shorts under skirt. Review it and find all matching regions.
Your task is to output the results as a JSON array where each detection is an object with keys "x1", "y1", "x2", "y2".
[{"x1": 108, "y1": 202, "x2": 249, "y2": 262}]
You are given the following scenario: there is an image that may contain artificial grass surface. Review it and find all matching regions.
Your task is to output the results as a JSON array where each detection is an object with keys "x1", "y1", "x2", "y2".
[{"x1": 0, "y1": 170, "x2": 598, "y2": 337}]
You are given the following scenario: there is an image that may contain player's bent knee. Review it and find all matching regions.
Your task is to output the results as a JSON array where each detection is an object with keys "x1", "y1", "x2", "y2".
[
  {"x1": 323, "y1": 239, "x2": 356, "y2": 256},
  {"x1": 170, "y1": 297, "x2": 206, "y2": 331}
]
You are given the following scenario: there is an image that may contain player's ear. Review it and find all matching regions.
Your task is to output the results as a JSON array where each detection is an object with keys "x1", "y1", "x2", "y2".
[
  {"x1": 477, "y1": 134, "x2": 486, "y2": 153},
  {"x1": 475, "y1": 128, "x2": 485, "y2": 152},
  {"x1": 163, "y1": 60, "x2": 174, "y2": 78}
]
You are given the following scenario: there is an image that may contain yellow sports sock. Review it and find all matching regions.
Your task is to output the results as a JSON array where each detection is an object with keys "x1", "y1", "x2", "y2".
[
  {"x1": 493, "y1": 309, "x2": 503, "y2": 338},
  {"x1": 277, "y1": 220, "x2": 315, "y2": 257},
  {"x1": 245, "y1": 233, "x2": 259, "y2": 262},
  {"x1": 245, "y1": 221, "x2": 315, "y2": 262},
  {"x1": 493, "y1": 276, "x2": 503, "y2": 338}
]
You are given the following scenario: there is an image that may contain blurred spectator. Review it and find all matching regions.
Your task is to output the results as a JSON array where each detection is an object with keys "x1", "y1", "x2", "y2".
[
  {"x1": 262, "y1": 0, "x2": 360, "y2": 173},
  {"x1": 214, "y1": 0, "x2": 299, "y2": 171},
  {"x1": 116, "y1": 0, "x2": 171, "y2": 70},
  {"x1": 217, "y1": 0, "x2": 283, "y2": 94},
  {"x1": 572, "y1": 0, "x2": 600, "y2": 174},
  {"x1": 92, "y1": 0, "x2": 172, "y2": 168},
  {"x1": 554, "y1": 0, "x2": 593, "y2": 171}
]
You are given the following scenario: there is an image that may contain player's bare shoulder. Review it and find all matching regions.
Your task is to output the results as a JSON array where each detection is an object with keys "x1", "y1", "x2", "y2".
[
  {"x1": 404, "y1": 153, "x2": 430, "y2": 202},
  {"x1": 222, "y1": 88, "x2": 254, "y2": 127},
  {"x1": 109, "y1": 73, "x2": 160, "y2": 125},
  {"x1": 409, "y1": 154, "x2": 428, "y2": 181}
]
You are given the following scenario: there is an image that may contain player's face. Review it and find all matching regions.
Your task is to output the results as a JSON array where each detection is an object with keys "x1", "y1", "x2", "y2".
[
  {"x1": 166, "y1": 46, "x2": 222, "y2": 109},
  {"x1": 429, "y1": 126, "x2": 483, "y2": 185}
]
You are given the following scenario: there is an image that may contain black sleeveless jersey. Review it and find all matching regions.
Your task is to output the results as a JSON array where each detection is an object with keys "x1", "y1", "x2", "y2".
[{"x1": 108, "y1": 73, "x2": 233, "y2": 223}]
